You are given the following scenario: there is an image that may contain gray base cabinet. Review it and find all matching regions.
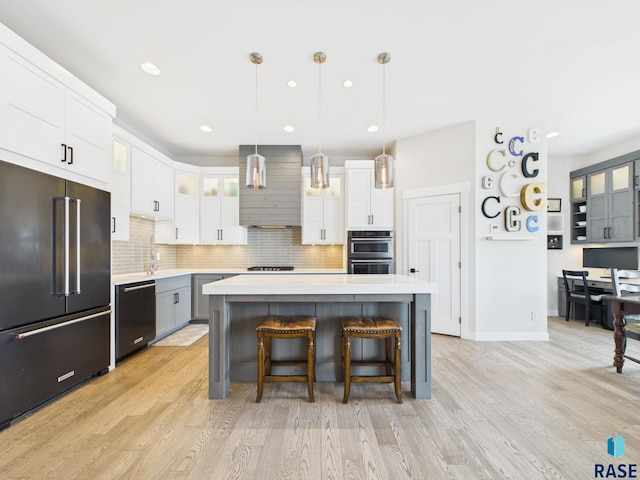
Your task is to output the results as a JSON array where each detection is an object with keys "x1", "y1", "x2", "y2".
[
  {"x1": 155, "y1": 276, "x2": 192, "y2": 339},
  {"x1": 192, "y1": 274, "x2": 236, "y2": 321}
]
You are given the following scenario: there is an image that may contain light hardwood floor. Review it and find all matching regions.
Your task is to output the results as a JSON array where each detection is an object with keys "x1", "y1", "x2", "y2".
[{"x1": 1, "y1": 317, "x2": 639, "y2": 479}]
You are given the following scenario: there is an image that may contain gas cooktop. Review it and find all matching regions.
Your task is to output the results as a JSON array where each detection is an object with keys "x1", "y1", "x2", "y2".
[{"x1": 246, "y1": 266, "x2": 295, "y2": 271}]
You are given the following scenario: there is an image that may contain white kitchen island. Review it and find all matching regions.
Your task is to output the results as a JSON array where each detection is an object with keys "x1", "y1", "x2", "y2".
[{"x1": 202, "y1": 274, "x2": 437, "y2": 400}]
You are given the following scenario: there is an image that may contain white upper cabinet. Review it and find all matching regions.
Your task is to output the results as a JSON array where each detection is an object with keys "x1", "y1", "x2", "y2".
[
  {"x1": 174, "y1": 171, "x2": 199, "y2": 243},
  {"x1": 156, "y1": 169, "x2": 199, "y2": 244},
  {"x1": 130, "y1": 146, "x2": 174, "y2": 219},
  {"x1": 345, "y1": 161, "x2": 394, "y2": 230},
  {"x1": 200, "y1": 169, "x2": 247, "y2": 245},
  {"x1": 64, "y1": 90, "x2": 112, "y2": 182},
  {"x1": 301, "y1": 168, "x2": 345, "y2": 244},
  {"x1": 0, "y1": 42, "x2": 113, "y2": 184},
  {"x1": 111, "y1": 137, "x2": 131, "y2": 240}
]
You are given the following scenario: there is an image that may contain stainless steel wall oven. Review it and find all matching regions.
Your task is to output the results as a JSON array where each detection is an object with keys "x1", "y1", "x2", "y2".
[{"x1": 347, "y1": 230, "x2": 394, "y2": 274}]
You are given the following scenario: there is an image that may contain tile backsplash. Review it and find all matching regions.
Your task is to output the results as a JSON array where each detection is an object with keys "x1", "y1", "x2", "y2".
[{"x1": 112, "y1": 216, "x2": 344, "y2": 275}]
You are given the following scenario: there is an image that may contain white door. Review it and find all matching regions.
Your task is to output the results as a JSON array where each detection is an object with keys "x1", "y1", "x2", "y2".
[{"x1": 407, "y1": 193, "x2": 461, "y2": 336}]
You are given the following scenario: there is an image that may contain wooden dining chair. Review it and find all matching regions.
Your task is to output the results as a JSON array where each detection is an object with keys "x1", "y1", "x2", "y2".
[
  {"x1": 611, "y1": 268, "x2": 640, "y2": 368},
  {"x1": 562, "y1": 270, "x2": 604, "y2": 326}
]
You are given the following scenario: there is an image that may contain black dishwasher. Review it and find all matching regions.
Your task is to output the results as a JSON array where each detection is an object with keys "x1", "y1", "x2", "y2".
[{"x1": 116, "y1": 280, "x2": 156, "y2": 362}]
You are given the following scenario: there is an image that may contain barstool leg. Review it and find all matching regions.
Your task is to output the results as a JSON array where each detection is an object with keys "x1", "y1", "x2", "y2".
[
  {"x1": 257, "y1": 334, "x2": 265, "y2": 402},
  {"x1": 385, "y1": 337, "x2": 392, "y2": 375},
  {"x1": 307, "y1": 332, "x2": 315, "y2": 402},
  {"x1": 394, "y1": 335, "x2": 402, "y2": 404},
  {"x1": 343, "y1": 336, "x2": 352, "y2": 403},
  {"x1": 265, "y1": 337, "x2": 272, "y2": 375}
]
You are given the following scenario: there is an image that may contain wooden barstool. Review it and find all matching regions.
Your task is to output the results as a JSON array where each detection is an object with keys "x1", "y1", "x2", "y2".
[
  {"x1": 256, "y1": 315, "x2": 316, "y2": 402},
  {"x1": 342, "y1": 316, "x2": 402, "y2": 404}
]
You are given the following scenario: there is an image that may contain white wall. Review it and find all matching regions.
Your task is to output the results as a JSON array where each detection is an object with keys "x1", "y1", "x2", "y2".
[
  {"x1": 395, "y1": 120, "x2": 549, "y2": 340},
  {"x1": 473, "y1": 120, "x2": 548, "y2": 340}
]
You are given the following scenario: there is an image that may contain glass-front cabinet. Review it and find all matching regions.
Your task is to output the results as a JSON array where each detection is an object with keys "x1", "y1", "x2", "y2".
[
  {"x1": 570, "y1": 174, "x2": 587, "y2": 243},
  {"x1": 570, "y1": 175, "x2": 586, "y2": 202},
  {"x1": 570, "y1": 155, "x2": 637, "y2": 244},
  {"x1": 301, "y1": 169, "x2": 345, "y2": 244},
  {"x1": 174, "y1": 172, "x2": 199, "y2": 243},
  {"x1": 586, "y1": 164, "x2": 633, "y2": 243},
  {"x1": 111, "y1": 138, "x2": 131, "y2": 240},
  {"x1": 200, "y1": 170, "x2": 247, "y2": 245}
]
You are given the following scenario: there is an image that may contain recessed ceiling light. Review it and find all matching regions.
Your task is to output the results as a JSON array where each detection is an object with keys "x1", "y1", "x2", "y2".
[
  {"x1": 140, "y1": 62, "x2": 160, "y2": 76},
  {"x1": 287, "y1": 80, "x2": 297, "y2": 88},
  {"x1": 343, "y1": 80, "x2": 353, "y2": 88},
  {"x1": 200, "y1": 125, "x2": 213, "y2": 133},
  {"x1": 546, "y1": 131, "x2": 560, "y2": 138},
  {"x1": 367, "y1": 125, "x2": 379, "y2": 133},
  {"x1": 283, "y1": 125, "x2": 295, "y2": 133}
]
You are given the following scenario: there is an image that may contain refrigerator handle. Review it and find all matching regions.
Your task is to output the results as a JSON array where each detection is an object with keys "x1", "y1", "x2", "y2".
[
  {"x1": 63, "y1": 196, "x2": 70, "y2": 296},
  {"x1": 74, "y1": 198, "x2": 81, "y2": 294}
]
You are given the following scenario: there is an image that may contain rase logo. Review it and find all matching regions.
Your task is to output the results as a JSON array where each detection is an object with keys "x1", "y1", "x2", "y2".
[
  {"x1": 595, "y1": 435, "x2": 637, "y2": 478},
  {"x1": 610, "y1": 435, "x2": 626, "y2": 459}
]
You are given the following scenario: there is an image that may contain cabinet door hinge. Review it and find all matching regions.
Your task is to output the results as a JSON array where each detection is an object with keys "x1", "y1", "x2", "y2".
[
  {"x1": 459, "y1": 317, "x2": 462, "y2": 324},
  {"x1": 458, "y1": 261, "x2": 461, "y2": 268}
]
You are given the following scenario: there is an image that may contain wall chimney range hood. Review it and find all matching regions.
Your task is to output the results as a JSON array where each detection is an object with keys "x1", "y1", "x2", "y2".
[{"x1": 239, "y1": 145, "x2": 302, "y2": 227}]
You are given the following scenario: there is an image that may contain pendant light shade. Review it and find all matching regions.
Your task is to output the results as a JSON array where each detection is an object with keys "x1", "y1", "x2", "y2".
[
  {"x1": 247, "y1": 152, "x2": 266, "y2": 189},
  {"x1": 310, "y1": 52, "x2": 330, "y2": 189},
  {"x1": 246, "y1": 52, "x2": 266, "y2": 189},
  {"x1": 374, "y1": 52, "x2": 394, "y2": 189},
  {"x1": 310, "y1": 153, "x2": 330, "y2": 188},
  {"x1": 374, "y1": 153, "x2": 394, "y2": 189}
]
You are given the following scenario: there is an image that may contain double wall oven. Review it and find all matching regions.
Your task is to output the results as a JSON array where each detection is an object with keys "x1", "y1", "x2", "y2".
[{"x1": 347, "y1": 230, "x2": 394, "y2": 274}]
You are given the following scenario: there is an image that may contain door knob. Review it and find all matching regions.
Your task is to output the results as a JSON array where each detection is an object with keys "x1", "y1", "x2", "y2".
[{"x1": 409, "y1": 268, "x2": 420, "y2": 273}]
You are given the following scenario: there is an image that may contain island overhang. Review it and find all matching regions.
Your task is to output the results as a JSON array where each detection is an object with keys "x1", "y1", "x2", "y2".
[{"x1": 202, "y1": 273, "x2": 437, "y2": 296}]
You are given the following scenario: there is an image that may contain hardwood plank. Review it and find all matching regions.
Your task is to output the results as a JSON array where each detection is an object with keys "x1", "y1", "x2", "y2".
[{"x1": 1, "y1": 318, "x2": 640, "y2": 479}]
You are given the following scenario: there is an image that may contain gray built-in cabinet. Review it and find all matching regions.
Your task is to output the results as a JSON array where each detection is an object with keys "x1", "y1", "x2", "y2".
[
  {"x1": 570, "y1": 150, "x2": 639, "y2": 244},
  {"x1": 192, "y1": 274, "x2": 236, "y2": 321},
  {"x1": 155, "y1": 276, "x2": 192, "y2": 339}
]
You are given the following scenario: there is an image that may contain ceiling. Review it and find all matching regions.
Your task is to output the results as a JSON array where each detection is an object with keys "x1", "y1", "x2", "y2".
[{"x1": 1, "y1": 0, "x2": 639, "y2": 162}]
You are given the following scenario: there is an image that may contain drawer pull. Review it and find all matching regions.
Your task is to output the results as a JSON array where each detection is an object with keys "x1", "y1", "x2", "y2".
[
  {"x1": 123, "y1": 283, "x2": 156, "y2": 292},
  {"x1": 58, "y1": 370, "x2": 75, "y2": 383},
  {"x1": 16, "y1": 310, "x2": 111, "y2": 340}
]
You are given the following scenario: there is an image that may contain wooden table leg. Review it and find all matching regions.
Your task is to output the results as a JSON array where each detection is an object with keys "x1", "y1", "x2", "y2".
[{"x1": 613, "y1": 313, "x2": 625, "y2": 374}]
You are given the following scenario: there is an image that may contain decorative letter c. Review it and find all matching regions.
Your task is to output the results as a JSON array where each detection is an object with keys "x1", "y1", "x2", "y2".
[
  {"x1": 481, "y1": 196, "x2": 501, "y2": 219},
  {"x1": 486, "y1": 149, "x2": 507, "y2": 172}
]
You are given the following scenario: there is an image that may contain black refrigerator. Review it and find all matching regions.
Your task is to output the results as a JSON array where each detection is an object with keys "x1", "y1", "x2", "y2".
[{"x1": 0, "y1": 160, "x2": 111, "y2": 430}]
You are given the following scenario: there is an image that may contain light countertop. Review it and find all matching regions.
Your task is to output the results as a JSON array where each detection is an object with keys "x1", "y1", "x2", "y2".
[
  {"x1": 112, "y1": 268, "x2": 346, "y2": 285},
  {"x1": 202, "y1": 273, "x2": 437, "y2": 296}
]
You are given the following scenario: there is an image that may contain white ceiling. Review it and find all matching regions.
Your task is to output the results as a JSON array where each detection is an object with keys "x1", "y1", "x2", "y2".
[{"x1": 1, "y1": 0, "x2": 639, "y2": 162}]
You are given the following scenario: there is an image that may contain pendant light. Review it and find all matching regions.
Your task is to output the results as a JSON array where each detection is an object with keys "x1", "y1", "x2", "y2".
[
  {"x1": 246, "y1": 52, "x2": 266, "y2": 189},
  {"x1": 374, "y1": 52, "x2": 394, "y2": 189},
  {"x1": 310, "y1": 51, "x2": 330, "y2": 189}
]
